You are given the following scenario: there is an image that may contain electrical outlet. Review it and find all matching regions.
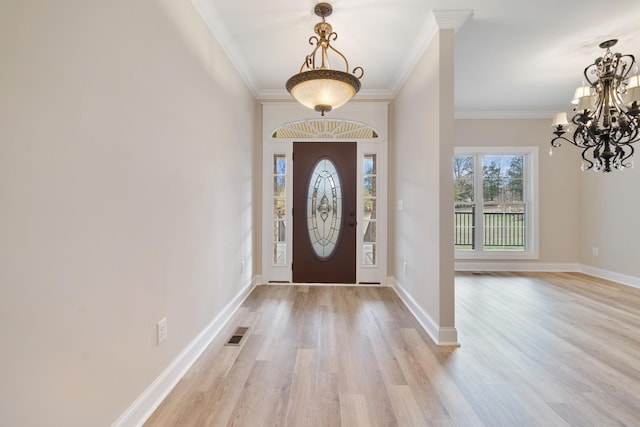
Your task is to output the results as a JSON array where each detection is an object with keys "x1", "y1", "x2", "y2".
[
  {"x1": 157, "y1": 318, "x2": 167, "y2": 345},
  {"x1": 241, "y1": 259, "x2": 245, "y2": 273},
  {"x1": 592, "y1": 247, "x2": 599, "y2": 257},
  {"x1": 403, "y1": 262, "x2": 408, "y2": 275}
]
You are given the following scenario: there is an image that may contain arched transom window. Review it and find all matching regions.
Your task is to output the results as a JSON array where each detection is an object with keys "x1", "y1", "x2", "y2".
[{"x1": 272, "y1": 119, "x2": 378, "y2": 139}]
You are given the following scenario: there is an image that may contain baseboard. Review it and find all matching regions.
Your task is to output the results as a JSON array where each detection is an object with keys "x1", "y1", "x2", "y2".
[
  {"x1": 455, "y1": 262, "x2": 640, "y2": 290},
  {"x1": 112, "y1": 276, "x2": 260, "y2": 427},
  {"x1": 389, "y1": 277, "x2": 459, "y2": 347},
  {"x1": 456, "y1": 262, "x2": 581, "y2": 272},
  {"x1": 389, "y1": 264, "x2": 638, "y2": 349},
  {"x1": 437, "y1": 327, "x2": 460, "y2": 346},
  {"x1": 580, "y1": 265, "x2": 640, "y2": 290}
]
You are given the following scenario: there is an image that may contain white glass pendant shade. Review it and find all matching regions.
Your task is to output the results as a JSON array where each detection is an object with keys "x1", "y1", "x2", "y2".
[
  {"x1": 287, "y1": 70, "x2": 360, "y2": 113},
  {"x1": 290, "y1": 76, "x2": 355, "y2": 110}
]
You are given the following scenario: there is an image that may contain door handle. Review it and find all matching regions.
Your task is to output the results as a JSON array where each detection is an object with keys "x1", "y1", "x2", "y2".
[{"x1": 349, "y1": 212, "x2": 357, "y2": 227}]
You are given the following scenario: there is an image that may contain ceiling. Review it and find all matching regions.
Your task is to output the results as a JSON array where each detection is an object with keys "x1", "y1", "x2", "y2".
[{"x1": 193, "y1": 0, "x2": 640, "y2": 117}]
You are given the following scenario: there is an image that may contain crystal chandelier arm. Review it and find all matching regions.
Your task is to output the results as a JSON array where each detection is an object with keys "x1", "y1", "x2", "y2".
[
  {"x1": 550, "y1": 134, "x2": 574, "y2": 148},
  {"x1": 627, "y1": 118, "x2": 640, "y2": 142},
  {"x1": 583, "y1": 63, "x2": 599, "y2": 87},
  {"x1": 612, "y1": 111, "x2": 639, "y2": 145},
  {"x1": 574, "y1": 126, "x2": 598, "y2": 148},
  {"x1": 555, "y1": 126, "x2": 598, "y2": 149},
  {"x1": 620, "y1": 143, "x2": 635, "y2": 166},
  {"x1": 617, "y1": 54, "x2": 636, "y2": 80},
  {"x1": 580, "y1": 147, "x2": 595, "y2": 170},
  {"x1": 572, "y1": 112, "x2": 600, "y2": 147}
]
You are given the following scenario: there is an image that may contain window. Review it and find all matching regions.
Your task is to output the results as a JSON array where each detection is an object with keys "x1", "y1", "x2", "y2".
[
  {"x1": 363, "y1": 154, "x2": 377, "y2": 266},
  {"x1": 454, "y1": 147, "x2": 538, "y2": 259},
  {"x1": 273, "y1": 154, "x2": 287, "y2": 265}
]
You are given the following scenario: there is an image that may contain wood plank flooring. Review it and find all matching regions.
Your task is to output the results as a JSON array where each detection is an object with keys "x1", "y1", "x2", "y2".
[{"x1": 144, "y1": 272, "x2": 640, "y2": 426}]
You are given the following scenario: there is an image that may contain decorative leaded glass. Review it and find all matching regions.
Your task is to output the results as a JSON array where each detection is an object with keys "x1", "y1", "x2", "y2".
[
  {"x1": 272, "y1": 119, "x2": 379, "y2": 139},
  {"x1": 307, "y1": 158, "x2": 342, "y2": 259}
]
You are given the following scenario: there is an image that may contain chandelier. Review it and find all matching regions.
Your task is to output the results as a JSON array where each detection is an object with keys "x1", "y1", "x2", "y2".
[
  {"x1": 550, "y1": 39, "x2": 640, "y2": 172},
  {"x1": 286, "y1": 2, "x2": 363, "y2": 116}
]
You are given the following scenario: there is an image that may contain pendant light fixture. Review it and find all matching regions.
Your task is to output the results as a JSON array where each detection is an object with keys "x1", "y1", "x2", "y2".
[
  {"x1": 286, "y1": 2, "x2": 364, "y2": 116},
  {"x1": 550, "y1": 39, "x2": 640, "y2": 172}
]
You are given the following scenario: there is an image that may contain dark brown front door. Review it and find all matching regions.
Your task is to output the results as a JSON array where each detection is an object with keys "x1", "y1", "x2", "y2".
[{"x1": 293, "y1": 142, "x2": 357, "y2": 283}]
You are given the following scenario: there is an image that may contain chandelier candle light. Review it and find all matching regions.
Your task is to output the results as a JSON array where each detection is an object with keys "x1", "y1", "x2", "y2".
[
  {"x1": 550, "y1": 39, "x2": 640, "y2": 172},
  {"x1": 286, "y1": 2, "x2": 364, "y2": 116}
]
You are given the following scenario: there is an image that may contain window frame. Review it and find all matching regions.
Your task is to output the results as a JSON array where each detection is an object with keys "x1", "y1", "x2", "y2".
[
  {"x1": 362, "y1": 153, "x2": 378, "y2": 267},
  {"x1": 454, "y1": 146, "x2": 539, "y2": 260}
]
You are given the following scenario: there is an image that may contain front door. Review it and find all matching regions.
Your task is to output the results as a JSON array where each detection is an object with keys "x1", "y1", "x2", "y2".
[{"x1": 292, "y1": 142, "x2": 357, "y2": 283}]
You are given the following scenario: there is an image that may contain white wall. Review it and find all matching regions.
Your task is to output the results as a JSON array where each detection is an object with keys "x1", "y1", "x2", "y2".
[
  {"x1": 455, "y1": 118, "x2": 582, "y2": 266},
  {"x1": 390, "y1": 29, "x2": 457, "y2": 344},
  {"x1": 0, "y1": 1, "x2": 257, "y2": 426},
  {"x1": 579, "y1": 156, "x2": 640, "y2": 279},
  {"x1": 455, "y1": 118, "x2": 640, "y2": 285}
]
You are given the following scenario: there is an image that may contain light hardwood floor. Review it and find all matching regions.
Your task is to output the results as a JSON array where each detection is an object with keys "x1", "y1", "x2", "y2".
[{"x1": 144, "y1": 272, "x2": 640, "y2": 426}]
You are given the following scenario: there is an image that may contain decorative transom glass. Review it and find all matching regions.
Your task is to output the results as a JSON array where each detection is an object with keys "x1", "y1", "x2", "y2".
[
  {"x1": 307, "y1": 158, "x2": 342, "y2": 259},
  {"x1": 272, "y1": 119, "x2": 378, "y2": 139}
]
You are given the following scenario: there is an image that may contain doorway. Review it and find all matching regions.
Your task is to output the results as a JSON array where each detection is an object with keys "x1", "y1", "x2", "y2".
[
  {"x1": 261, "y1": 108, "x2": 388, "y2": 285},
  {"x1": 292, "y1": 142, "x2": 357, "y2": 283}
]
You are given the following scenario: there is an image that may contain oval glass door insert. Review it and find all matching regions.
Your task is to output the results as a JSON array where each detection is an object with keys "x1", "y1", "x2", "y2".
[{"x1": 307, "y1": 158, "x2": 342, "y2": 259}]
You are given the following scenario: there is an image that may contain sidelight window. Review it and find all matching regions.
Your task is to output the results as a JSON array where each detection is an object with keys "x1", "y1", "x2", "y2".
[
  {"x1": 363, "y1": 154, "x2": 377, "y2": 266},
  {"x1": 273, "y1": 154, "x2": 287, "y2": 265}
]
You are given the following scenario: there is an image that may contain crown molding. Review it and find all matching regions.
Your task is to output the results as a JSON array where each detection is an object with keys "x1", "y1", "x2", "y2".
[
  {"x1": 389, "y1": 9, "x2": 473, "y2": 97},
  {"x1": 455, "y1": 110, "x2": 557, "y2": 119},
  {"x1": 354, "y1": 89, "x2": 395, "y2": 100},
  {"x1": 193, "y1": 2, "x2": 473, "y2": 105},
  {"x1": 432, "y1": 10, "x2": 473, "y2": 31},
  {"x1": 256, "y1": 88, "x2": 393, "y2": 101},
  {"x1": 191, "y1": 0, "x2": 259, "y2": 97},
  {"x1": 388, "y1": 12, "x2": 438, "y2": 97},
  {"x1": 256, "y1": 89, "x2": 290, "y2": 100}
]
